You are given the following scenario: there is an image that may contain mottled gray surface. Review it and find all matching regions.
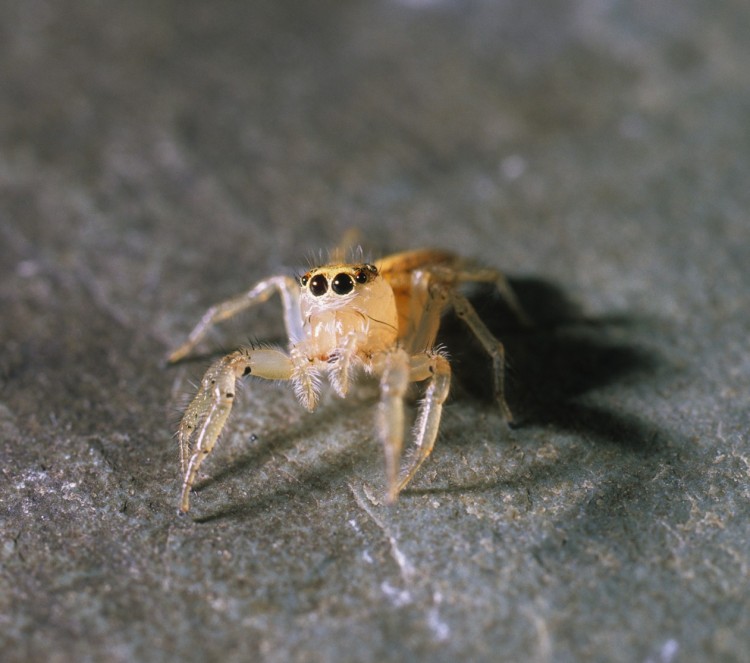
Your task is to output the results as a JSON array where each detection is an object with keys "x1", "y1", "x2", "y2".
[{"x1": 1, "y1": 1, "x2": 749, "y2": 661}]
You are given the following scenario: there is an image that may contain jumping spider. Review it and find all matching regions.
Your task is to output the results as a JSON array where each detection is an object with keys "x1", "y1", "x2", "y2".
[{"x1": 167, "y1": 248, "x2": 528, "y2": 512}]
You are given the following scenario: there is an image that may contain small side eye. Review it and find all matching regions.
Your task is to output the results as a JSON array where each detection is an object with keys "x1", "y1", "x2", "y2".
[
  {"x1": 332, "y1": 273, "x2": 354, "y2": 295},
  {"x1": 310, "y1": 274, "x2": 328, "y2": 296},
  {"x1": 354, "y1": 270, "x2": 368, "y2": 284},
  {"x1": 300, "y1": 273, "x2": 309, "y2": 286},
  {"x1": 365, "y1": 263, "x2": 378, "y2": 274}
]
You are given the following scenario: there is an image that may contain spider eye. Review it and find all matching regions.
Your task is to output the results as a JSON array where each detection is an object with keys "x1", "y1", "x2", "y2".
[
  {"x1": 354, "y1": 269, "x2": 368, "y2": 284},
  {"x1": 365, "y1": 263, "x2": 378, "y2": 274},
  {"x1": 309, "y1": 274, "x2": 328, "y2": 296},
  {"x1": 300, "y1": 273, "x2": 309, "y2": 286},
  {"x1": 332, "y1": 273, "x2": 354, "y2": 295}
]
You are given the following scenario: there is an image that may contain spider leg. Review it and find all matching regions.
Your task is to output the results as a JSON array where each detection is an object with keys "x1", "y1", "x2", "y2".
[
  {"x1": 399, "y1": 266, "x2": 517, "y2": 424},
  {"x1": 373, "y1": 347, "x2": 451, "y2": 502},
  {"x1": 447, "y1": 289, "x2": 514, "y2": 422},
  {"x1": 455, "y1": 267, "x2": 531, "y2": 327},
  {"x1": 396, "y1": 350, "x2": 451, "y2": 496},
  {"x1": 178, "y1": 347, "x2": 293, "y2": 512},
  {"x1": 402, "y1": 269, "x2": 449, "y2": 354},
  {"x1": 374, "y1": 347, "x2": 411, "y2": 503},
  {"x1": 167, "y1": 275, "x2": 303, "y2": 364}
]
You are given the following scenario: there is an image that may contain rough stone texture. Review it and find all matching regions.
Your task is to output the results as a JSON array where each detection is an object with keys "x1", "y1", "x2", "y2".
[{"x1": 1, "y1": 1, "x2": 749, "y2": 661}]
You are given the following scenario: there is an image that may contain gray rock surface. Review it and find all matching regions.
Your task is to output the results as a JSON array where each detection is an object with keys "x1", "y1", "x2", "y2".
[{"x1": 1, "y1": 1, "x2": 749, "y2": 661}]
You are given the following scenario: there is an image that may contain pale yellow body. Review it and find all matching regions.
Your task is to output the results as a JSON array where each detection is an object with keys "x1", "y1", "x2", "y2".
[{"x1": 168, "y1": 248, "x2": 527, "y2": 513}]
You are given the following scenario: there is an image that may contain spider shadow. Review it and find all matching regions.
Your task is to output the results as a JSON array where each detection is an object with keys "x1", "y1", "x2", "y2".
[
  {"x1": 173, "y1": 333, "x2": 403, "y2": 521},
  {"x1": 401, "y1": 281, "x2": 688, "y2": 570},
  {"x1": 187, "y1": 404, "x2": 381, "y2": 524},
  {"x1": 439, "y1": 277, "x2": 663, "y2": 454}
]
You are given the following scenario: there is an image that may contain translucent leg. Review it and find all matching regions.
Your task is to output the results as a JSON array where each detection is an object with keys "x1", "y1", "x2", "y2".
[
  {"x1": 374, "y1": 348, "x2": 410, "y2": 503},
  {"x1": 400, "y1": 267, "x2": 518, "y2": 423},
  {"x1": 455, "y1": 267, "x2": 531, "y2": 326},
  {"x1": 402, "y1": 270, "x2": 449, "y2": 354},
  {"x1": 448, "y1": 289, "x2": 514, "y2": 422},
  {"x1": 178, "y1": 347, "x2": 293, "y2": 512},
  {"x1": 396, "y1": 350, "x2": 451, "y2": 495},
  {"x1": 167, "y1": 275, "x2": 303, "y2": 364}
]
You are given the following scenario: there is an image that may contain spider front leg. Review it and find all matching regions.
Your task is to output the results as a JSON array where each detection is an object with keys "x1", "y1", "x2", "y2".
[
  {"x1": 167, "y1": 275, "x2": 303, "y2": 364},
  {"x1": 375, "y1": 348, "x2": 451, "y2": 503},
  {"x1": 397, "y1": 350, "x2": 451, "y2": 496},
  {"x1": 375, "y1": 348, "x2": 410, "y2": 503},
  {"x1": 178, "y1": 347, "x2": 293, "y2": 513}
]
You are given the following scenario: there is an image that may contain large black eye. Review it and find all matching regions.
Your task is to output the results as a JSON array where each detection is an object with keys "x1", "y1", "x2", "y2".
[
  {"x1": 309, "y1": 274, "x2": 328, "y2": 296},
  {"x1": 332, "y1": 273, "x2": 354, "y2": 295}
]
